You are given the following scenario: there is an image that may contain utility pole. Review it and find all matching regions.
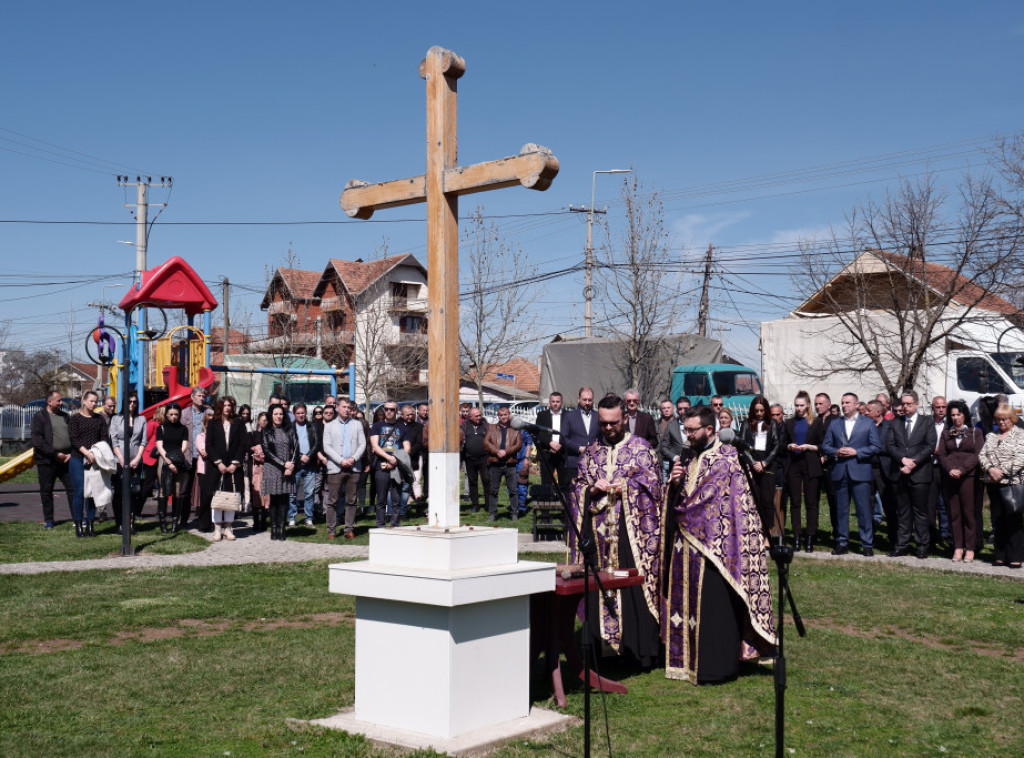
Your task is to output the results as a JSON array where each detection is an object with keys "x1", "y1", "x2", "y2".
[
  {"x1": 570, "y1": 168, "x2": 632, "y2": 338},
  {"x1": 697, "y1": 243, "x2": 713, "y2": 337},
  {"x1": 116, "y1": 175, "x2": 171, "y2": 406},
  {"x1": 569, "y1": 205, "x2": 607, "y2": 337},
  {"x1": 222, "y1": 277, "x2": 231, "y2": 357}
]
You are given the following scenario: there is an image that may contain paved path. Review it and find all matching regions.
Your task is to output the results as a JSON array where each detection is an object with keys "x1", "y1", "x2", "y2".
[
  {"x1": 4, "y1": 483, "x2": 1021, "y2": 580},
  {"x1": 0, "y1": 530, "x2": 568, "y2": 575}
]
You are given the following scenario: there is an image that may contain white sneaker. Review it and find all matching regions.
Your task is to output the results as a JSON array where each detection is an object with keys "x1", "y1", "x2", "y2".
[{"x1": 288, "y1": 518, "x2": 296, "y2": 527}]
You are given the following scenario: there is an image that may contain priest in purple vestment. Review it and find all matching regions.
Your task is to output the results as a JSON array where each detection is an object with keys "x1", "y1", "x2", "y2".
[
  {"x1": 568, "y1": 394, "x2": 663, "y2": 667},
  {"x1": 664, "y1": 405, "x2": 777, "y2": 684}
]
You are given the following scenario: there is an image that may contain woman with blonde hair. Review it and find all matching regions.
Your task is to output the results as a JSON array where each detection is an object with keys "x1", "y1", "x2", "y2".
[{"x1": 979, "y1": 404, "x2": 1024, "y2": 568}]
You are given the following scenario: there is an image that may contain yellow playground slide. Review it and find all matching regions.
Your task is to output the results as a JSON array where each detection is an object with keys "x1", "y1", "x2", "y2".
[{"x1": 0, "y1": 449, "x2": 34, "y2": 484}]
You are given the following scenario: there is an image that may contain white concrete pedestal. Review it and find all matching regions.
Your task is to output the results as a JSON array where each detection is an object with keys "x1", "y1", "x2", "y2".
[{"x1": 328, "y1": 525, "x2": 555, "y2": 741}]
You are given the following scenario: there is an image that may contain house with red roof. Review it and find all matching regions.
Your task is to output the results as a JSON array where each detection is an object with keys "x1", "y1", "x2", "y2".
[
  {"x1": 761, "y1": 249, "x2": 1024, "y2": 406},
  {"x1": 253, "y1": 254, "x2": 429, "y2": 403}
]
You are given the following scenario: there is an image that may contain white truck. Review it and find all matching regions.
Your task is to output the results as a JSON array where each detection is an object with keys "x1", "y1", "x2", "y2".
[{"x1": 760, "y1": 314, "x2": 1024, "y2": 412}]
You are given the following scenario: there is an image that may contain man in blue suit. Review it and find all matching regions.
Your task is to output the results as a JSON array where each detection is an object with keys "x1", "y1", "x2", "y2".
[{"x1": 822, "y1": 392, "x2": 881, "y2": 556}]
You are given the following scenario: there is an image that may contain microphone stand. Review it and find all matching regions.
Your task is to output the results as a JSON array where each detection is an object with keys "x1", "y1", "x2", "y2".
[
  {"x1": 533, "y1": 433, "x2": 617, "y2": 758},
  {"x1": 731, "y1": 445, "x2": 806, "y2": 758}
]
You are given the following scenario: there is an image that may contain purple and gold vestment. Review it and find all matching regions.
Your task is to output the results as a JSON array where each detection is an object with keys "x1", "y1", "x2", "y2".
[
  {"x1": 665, "y1": 437, "x2": 776, "y2": 682},
  {"x1": 569, "y1": 433, "x2": 662, "y2": 656}
]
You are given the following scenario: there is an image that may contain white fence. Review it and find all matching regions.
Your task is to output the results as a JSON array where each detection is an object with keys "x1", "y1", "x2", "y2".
[{"x1": 0, "y1": 406, "x2": 35, "y2": 441}]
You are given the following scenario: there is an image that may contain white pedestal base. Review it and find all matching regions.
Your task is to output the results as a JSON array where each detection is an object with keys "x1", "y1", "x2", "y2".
[{"x1": 329, "y1": 526, "x2": 555, "y2": 740}]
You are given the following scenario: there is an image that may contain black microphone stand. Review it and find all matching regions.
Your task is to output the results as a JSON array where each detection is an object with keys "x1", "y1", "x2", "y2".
[
  {"x1": 532, "y1": 433, "x2": 617, "y2": 758},
  {"x1": 732, "y1": 447, "x2": 806, "y2": 758}
]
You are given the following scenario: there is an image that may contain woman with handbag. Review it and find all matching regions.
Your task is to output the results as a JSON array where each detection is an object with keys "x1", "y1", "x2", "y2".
[
  {"x1": 261, "y1": 404, "x2": 300, "y2": 540},
  {"x1": 155, "y1": 403, "x2": 191, "y2": 532},
  {"x1": 937, "y1": 400, "x2": 983, "y2": 563},
  {"x1": 979, "y1": 404, "x2": 1024, "y2": 569},
  {"x1": 202, "y1": 396, "x2": 246, "y2": 541}
]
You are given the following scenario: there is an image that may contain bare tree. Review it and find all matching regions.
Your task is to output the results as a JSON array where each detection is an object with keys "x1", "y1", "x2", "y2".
[
  {"x1": 792, "y1": 173, "x2": 1022, "y2": 397},
  {"x1": 993, "y1": 133, "x2": 1024, "y2": 309},
  {"x1": 459, "y1": 208, "x2": 540, "y2": 408},
  {"x1": 596, "y1": 173, "x2": 687, "y2": 400}
]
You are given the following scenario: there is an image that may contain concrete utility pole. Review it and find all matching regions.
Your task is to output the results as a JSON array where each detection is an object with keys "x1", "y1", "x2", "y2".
[
  {"x1": 697, "y1": 243, "x2": 713, "y2": 337},
  {"x1": 570, "y1": 168, "x2": 631, "y2": 338}
]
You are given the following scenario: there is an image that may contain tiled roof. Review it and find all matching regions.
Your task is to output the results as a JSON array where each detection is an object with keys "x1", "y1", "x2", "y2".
[
  {"x1": 873, "y1": 250, "x2": 1020, "y2": 316},
  {"x1": 325, "y1": 254, "x2": 425, "y2": 298},
  {"x1": 70, "y1": 362, "x2": 100, "y2": 381},
  {"x1": 796, "y1": 249, "x2": 1021, "y2": 318},
  {"x1": 277, "y1": 268, "x2": 321, "y2": 300},
  {"x1": 470, "y1": 357, "x2": 541, "y2": 394}
]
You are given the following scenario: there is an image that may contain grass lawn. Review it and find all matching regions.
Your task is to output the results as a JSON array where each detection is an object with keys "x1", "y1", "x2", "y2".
[
  {"x1": 2, "y1": 555, "x2": 1022, "y2": 756},
  {"x1": 0, "y1": 521, "x2": 208, "y2": 563}
]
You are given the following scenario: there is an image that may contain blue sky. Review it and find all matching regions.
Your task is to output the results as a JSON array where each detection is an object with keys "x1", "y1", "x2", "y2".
[{"x1": 2, "y1": 1, "x2": 1023, "y2": 373}]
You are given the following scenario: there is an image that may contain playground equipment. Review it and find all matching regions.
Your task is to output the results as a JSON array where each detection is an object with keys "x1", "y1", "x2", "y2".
[{"x1": 0, "y1": 449, "x2": 35, "y2": 485}]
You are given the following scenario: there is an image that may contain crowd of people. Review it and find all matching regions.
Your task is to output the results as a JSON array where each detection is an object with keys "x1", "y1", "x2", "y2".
[
  {"x1": 27, "y1": 380, "x2": 1024, "y2": 684},
  {"x1": 29, "y1": 389, "x2": 433, "y2": 541}
]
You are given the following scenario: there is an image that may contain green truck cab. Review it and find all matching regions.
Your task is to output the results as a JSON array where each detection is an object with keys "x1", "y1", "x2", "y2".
[{"x1": 670, "y1": 363, "x2": 763, "y2": 410}]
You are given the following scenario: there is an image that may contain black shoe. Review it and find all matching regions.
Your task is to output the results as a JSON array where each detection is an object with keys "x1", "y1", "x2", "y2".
[
  {"x1": 74, "y1": 521, "x2": 85, "y2": 538},
  {"x1": 862, "y1": 548, "x2": 874, "y2": 557},
  {"x1": 831, "y1": 545, "x2": 848, "y2": 556},
  {"x1": 887, "y1": 547, "x2": 909, "y2": 557},
  {"x1": 916, "y1": 548, "x2": 928, "y2": 559},
  {"x1": 804, "y1": 536, "x2": 814, "y2": 553},
  {"x1": 86, "y1": 521, "x2": 96, "y2": 537}
]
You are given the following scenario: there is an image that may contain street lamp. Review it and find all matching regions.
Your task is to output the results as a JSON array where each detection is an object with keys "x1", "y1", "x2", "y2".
[{"x1": 585, "y1": 169, "x2": 631, "y2": 337}]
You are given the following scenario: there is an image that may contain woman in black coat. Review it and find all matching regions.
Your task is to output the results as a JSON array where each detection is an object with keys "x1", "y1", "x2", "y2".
[
  {"x1": 202, "y1": 396, "x2": 247, "y2": 540},
  {"x1": 740, "y1": 394, "x2": 784, "y2": 538}
]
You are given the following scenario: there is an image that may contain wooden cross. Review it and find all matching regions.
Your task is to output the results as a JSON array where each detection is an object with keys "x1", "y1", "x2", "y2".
[{"x1": 340, "y1": 46, "x2": 559, "y2": 529}]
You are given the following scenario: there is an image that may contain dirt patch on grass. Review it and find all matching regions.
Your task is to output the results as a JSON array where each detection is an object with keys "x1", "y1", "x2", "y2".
[
  {"x1": 2, "y1": 638, "x2": 85, "y2": 654},
  {"x1": 2, "y1": 611, "x2": 354, "y2": 655},
  {"x1": 811, "y1": 617, "x2": 1024, "y2": 662}
]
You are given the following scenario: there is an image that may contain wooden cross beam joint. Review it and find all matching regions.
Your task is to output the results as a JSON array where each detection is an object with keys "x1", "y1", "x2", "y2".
[{"x1": 341, "y1": 144, "x2": 559, "y2": 219}]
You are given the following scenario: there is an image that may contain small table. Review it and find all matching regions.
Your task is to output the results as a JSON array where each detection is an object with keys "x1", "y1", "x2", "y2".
[{"x1": 530, "y1": 569, "x2": 645, "y2": 707}]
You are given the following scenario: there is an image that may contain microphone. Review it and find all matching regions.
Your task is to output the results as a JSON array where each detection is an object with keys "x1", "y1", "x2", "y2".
[
  {"x1": 509, "y1": 416, "x2": 558, "y2": 436},
  {"x1": 717, "y1": 427, "x2": 750, "y2": 451},
  {"x1": 718, "y1": 428, "x2": 757, "y2": 466}
]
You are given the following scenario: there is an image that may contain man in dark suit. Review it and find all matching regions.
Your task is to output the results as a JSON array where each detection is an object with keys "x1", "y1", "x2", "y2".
[
  {"x1": 623, "y1": 388, "x2": 659, "y2": 449},
  {"x1": 560, "y1": 386, "x2": 598, "y2": 492},
  {"x1": 534, "y1": 391, "x2": 566, "y2": 488},
  {"x1": 822, "y1": 393, "x2": 881, "y2": 555},
  {"x1": 886, "y1": 390, "x2": 938, "y2": 558},
  {"x1": 866, "y1": 399, "x2": 898, "y2": 545},
  {"x1": 660, "y1": 397, "x2": 690, "y2": 480}
]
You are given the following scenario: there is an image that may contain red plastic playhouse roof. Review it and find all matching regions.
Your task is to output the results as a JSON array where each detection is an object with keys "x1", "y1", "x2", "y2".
[{"x1": 119, "y1": 256, "x2": 218, "y2": 315}]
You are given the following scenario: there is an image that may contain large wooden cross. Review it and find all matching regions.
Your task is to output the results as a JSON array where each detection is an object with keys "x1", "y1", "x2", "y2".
[{"x1": 341, "y1": 46, "x2": 559, "y2": 529}]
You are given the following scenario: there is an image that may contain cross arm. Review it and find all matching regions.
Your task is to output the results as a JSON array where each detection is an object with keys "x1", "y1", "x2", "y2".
[
  {"x1": 340, "y1": 176, "x2": 426, "y2": 220},
  {"x1": 444, "y1": 144, "x2": 559, "y2": 197}
]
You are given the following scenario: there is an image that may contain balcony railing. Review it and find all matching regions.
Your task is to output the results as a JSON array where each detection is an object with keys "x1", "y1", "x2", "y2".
[
  {"x1": 390, "y1": 332, "x2": 428, "y2": 348},
  {"x1": 266, "y1": 301, "x2": 295, "y2": 316},
  {"x1": 320, "y1": 296, "x2": 345, "y2": 312},
  {"x1": 389, "y1": 296, "x2": 429, "y2": 313}
]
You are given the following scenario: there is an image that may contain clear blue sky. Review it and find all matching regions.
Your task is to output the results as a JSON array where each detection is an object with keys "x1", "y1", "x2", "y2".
[{"x1": 2, "y1": 1, "x2": 1023, "y2": 373}]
